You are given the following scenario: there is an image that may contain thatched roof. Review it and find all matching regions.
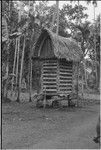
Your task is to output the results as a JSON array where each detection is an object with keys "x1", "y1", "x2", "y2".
[{"x1": 33, "y1": 28, "x2": 83, "y2": 62}]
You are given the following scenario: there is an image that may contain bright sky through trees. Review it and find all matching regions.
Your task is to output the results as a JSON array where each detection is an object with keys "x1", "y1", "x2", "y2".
[{"x1": 46, "y1": 1, "x2": 101, "y2": 22}]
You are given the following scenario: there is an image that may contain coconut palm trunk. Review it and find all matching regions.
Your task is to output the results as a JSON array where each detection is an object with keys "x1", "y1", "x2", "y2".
[
  {"x1": 76, "y1": 1, "x2": 81, "y2": 100},
  {"x1": 11, "y1": 38, "x2": 18, "y2": 95},
  {"x1": 28, "y1": 35, "x2": 33, "y2": 102},
  {"x1": 93, "y1": 3, "x2": 98, "y2": 89},
  {"x1": 50, "y1": 1, "x2": 58, "y2": 31},
  {"x1": 16, "y1": 10, "x2": 21, "y2": 102},
  {"x1": 17, "y1": 35, "x2": 26, "y2": 102},
  {"x1": 5, "y1": 41, "x2": 11, "y2": 100},
  {"x1": 28, "y1": 0, "x2": 32, "y2": 102},
  {"x1": 56, "y1": 0, "x2": 59, "y2": 35}
]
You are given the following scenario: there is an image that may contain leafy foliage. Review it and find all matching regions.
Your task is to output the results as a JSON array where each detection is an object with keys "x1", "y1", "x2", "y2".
[{"x1": 2, "y1": 0, "x2": 100, "y2": 91}]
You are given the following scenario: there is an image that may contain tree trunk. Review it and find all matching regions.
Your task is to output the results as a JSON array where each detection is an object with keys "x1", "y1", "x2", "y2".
[
  {"x1": 93, "y1": 4, "x2": 98, "y2": 89},
  {"x1": 4, "y1": 62, "x2": 9, "y2": 98},
  {"x1": 76, "y1": 62, "x2": 79, "y2": 107},
  {"x1": 16, "y1": 10, "x2": 21, "y2": 102},
  {"x1": 28, "y1": 58, "x2": 32, "y2": 102},
  {"x1": 50, "y1": 1, "x2": 58, "y2": 31},
  {"x1": 17, "y1": 35, "x2": 26, "y2": 102},
  {"x1": 56, "y1": 0, "x2": 59, "y2": 35},
  {"x1": 28, "y1": 31, "x2": 34, "y2": 102},
  {"x1": 11, "y1": 38, "x2": 18, "y2": 95},
  {"x1": 5, "y1": 41, "x2": 10, "y2": 99}
]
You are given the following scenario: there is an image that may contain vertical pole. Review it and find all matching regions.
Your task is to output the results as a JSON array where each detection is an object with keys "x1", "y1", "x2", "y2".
[
  {"x1": 5, "y1": 41, "x2": 10, "y2": 98},
  {"x1": 76, "y1": 62, "x2": 79, "y2": 107},
  {"x1": 16, "y1": 9, "x2": 21, "y2": 102},
  {"x1": 94, "y1": 4, "x2": 97, "y2": 89},
  {"x1": 99, "y1": 13, "x2": 101, "y2": 92},
  {"x1": 17, "y1": 35, "x2": 26, "y2": 102},
  {"x1": 56, "y1": 0, "x2": 59, "y2": 35},
  {"x1": 11, "y1": 38, "x2": 18, "y2": 95},
  {"x1": 50, "y1": 1, "x2": 57, "y2": 31},
  {"x1": 29, "y1": 45, "x2": 32, "y2": 102},
  {"x1": 29, "y1": 1, "x2": 32, "y2": 102}
]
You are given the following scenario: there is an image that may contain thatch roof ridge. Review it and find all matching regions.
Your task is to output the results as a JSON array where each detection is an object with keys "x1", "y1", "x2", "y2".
[{"x1": 33, "y1": 28, "x2": 83, "y2": 62}]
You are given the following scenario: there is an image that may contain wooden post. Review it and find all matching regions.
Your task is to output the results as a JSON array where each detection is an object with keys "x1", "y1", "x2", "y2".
[
  {"x1": 57, "y1": 60, "x2": 60, "y2": 95},
  {"x1": 43, "y1": 86, "x2": 46, "y2": 108}
]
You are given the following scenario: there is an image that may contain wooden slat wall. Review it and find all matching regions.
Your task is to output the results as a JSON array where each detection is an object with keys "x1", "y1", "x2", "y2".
[
  {"x1": 41, "y1": 59, "x2": 73, "y2": 96},
  {"x1": 59, "y1": 60, "x2": 73, "y2": 95},
  {"x1": 41, "y1": 59, "x2": 58, "y2": 95}
]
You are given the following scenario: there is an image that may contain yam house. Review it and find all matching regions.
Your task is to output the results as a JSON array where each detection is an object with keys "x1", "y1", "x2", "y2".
[{"x1": 32, "y1": 28, "x2": 83, "y2": 98}]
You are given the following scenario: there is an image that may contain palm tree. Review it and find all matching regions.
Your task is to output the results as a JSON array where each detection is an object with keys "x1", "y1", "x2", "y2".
[
  {"x1": 2, "y1": 14, "x2": 21, "y2": 100},
  {"x1": 56, "y1": 0, "x2": 59, "y2": 35}
]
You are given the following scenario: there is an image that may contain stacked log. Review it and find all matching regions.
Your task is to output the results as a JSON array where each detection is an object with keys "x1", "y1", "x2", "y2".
[{"x1": 41, "y1": 59, "x2": 58, "y2": 95}]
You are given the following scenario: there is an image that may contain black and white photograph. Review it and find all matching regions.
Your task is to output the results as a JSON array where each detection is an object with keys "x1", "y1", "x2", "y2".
[{"x1": 1, "y1": 0, "x2": 101, "y2": 149}]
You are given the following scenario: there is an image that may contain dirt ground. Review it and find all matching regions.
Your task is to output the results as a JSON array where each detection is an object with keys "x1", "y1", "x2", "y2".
[{"x1": 2, "y1": 98, "x2": 100, "y2": 149}]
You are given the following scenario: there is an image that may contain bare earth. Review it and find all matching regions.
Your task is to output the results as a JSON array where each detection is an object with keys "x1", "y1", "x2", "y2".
[{"x1": 2, "y1": 98, "x2": 100, "y2": 149}]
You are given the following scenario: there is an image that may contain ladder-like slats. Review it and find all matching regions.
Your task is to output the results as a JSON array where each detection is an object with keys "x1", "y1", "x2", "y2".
[
  {"x1": 60, "y1": 66, "x2": 72, "y2": 69},
  {"x1": 42, "y1": 87, "x2": 57, "y2": 90},
  {"x1": 60, "y1": 81, "x2": 72, "y2": 84},
  {"x1": 42, "y1": 60, "x2": 58, "y2": 95},
  {"x1": 41, "y1": 59, "x2": 73, "y2": 96},
  {"x1": 60, "y1": 74, "x2": 72, "y2": 77},
  {"x1": 43, "y1": 82, "x2": 57, "y2": 85},
  {"x1": 59, "y1": 84, "x2": 72, "y2": 87},
  {"x1": 60, "y1": 77, "x2": 72, "y2": 80},
  {"x1": 43, "y1": 75, "x2": 57, "y2": 78},
  {"x1": 60, "y1": 89, "x2": 72, "y2": 91}
]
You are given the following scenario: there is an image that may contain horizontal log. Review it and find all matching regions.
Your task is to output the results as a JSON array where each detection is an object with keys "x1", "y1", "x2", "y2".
[
  {"x1": 60, "y1": 71, "x2": 72, "y2": 74},
  {"x1": 42, "y1": 82, "x2": 57, "y2": 85},
  {"x1": 43, "y1": 71, "x2": 57, "y2": 74},
  {"x1": 59, "y1": 66, "x2": 72, "y2": 70},
  {"x1": 42, "y1": 86, "x2": 57, "y2": 89},
  {"x1": 59, "y1": 91, "x2": 72, "y2": 94},
  {"x1": 43, "y1": 67, "x2": 57, "y2": 71},
  {"x1": 43, "y1": 64, "x2": 57, "y2": 67},
  {"x1": 60, "y1": 81, "x2": 72, "y2": 84},
  {"x1": 60, "y1": 77, "x2": 72, "y2": 80},
  {"x1": 43, "y1": 79, "x2": 57, "y2": 82},
  {"x1": 59, "y1": 74, "x2": 72, "y2": 77},
  {"x1": 60, "y1": 89, "x2": 72, "y2": 91},
  {"x1": 42, "y1": 77, "x2": 57, "y2": 80},
  {"x1": 59, "y1": 84, "x2": 72, "y2": 87},
  {"x1": 60, "y1": 69, "x2": 72, "y2": 72},
  {"x1": 43, "y1": 89, "x2": 57, "y2": 92},
  {"x1": 43, "y1": 75, "x2": 57, "y2": 78}
]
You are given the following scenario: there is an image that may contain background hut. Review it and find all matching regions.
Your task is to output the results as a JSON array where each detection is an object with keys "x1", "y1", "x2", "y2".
[{"x1": 32, "y1": 28, "x2": 83, "y2": 99}]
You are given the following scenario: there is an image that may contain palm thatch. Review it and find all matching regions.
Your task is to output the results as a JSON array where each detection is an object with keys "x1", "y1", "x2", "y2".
[{"x1": 33, "y1": 28, "x2": 83, "y2": 62}]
